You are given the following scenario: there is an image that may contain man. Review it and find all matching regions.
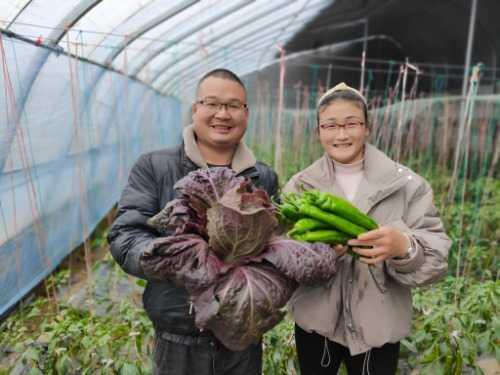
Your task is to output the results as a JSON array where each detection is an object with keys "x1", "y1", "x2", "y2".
[{"x1": 107, "y1": 69, "x2": 279, "y2": 375}]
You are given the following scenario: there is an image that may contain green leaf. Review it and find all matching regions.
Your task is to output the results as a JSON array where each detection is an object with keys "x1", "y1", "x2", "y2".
[
  {"x1": 401, "y1": 338, "x2": 418, "y2": 353},
  {"x1": 120, "y1": 363, "x2": 141, "y2": 375},
  {"x1": 135, "y1": 334, "x2": 143, "y2": 355},
  {"x1": 55, "y1": 355, "x2": 72, "y2": 374},
  {"x1": 81, "y1": 336, "x2": 93, "y2": 349},
  {"x1": 477, "y1": 332, "x2": 491, "y2": 353},
  {"x1": 26, "y1": 307, "x2": 41, "y2": 319},
  {"x1": 453, "y1": 351, "x2": 463, "y2": 375},
  {"x1": 23, "y1": 347, "x2": 40, "y2": 362},
  {"x1": 421, "y1": 345, "x2": 440, "y2": 364},
  {"x1": 136, "y1": 279, "x2": 146, "y2": 288},
  {"x1": 427, "y1": 362, "x2": 444, "y2": 374},
  {"x1": 27, "y1": 369, "x2": 44, "y2": 375}
]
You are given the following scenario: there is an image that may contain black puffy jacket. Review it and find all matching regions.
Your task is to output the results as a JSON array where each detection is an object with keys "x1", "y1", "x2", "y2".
[{"x1": 107, "y1": 143, "x2": 279, "y2": 335}]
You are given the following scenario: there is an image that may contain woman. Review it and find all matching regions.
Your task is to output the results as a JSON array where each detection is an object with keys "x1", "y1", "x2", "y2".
[{"x1": 284, "y1": 83, "x2": 451, "y2": 375}]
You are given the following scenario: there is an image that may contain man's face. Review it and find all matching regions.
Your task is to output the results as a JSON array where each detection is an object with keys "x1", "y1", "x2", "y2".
[
  {"x1": 318, "y1": 99, "x2": 369, "y2": 164},
  {"x1": 192, "y1": 76, "x2": 248, "y2": 149}
]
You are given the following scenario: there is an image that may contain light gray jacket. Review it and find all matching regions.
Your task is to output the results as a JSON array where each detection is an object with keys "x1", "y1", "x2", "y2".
[{"x1": 284, "y1": 143, "x2": 451, "y2": 355}]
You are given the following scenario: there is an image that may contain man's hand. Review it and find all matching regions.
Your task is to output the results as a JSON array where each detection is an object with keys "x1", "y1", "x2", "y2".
[{"x1": 347, "y1": 227, "x2": 410, "y2": 265}]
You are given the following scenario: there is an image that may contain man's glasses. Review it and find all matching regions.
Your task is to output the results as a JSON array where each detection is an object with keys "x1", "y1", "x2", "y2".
[
  {"x1": 319, "y1": 120, "x2": 365, "y2": 133},
  {"x1": 197, "y1": 99, "x2": 248, "y2": 115}
]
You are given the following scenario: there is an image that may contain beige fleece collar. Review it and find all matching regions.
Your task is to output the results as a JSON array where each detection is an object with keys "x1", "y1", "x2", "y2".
[
  {"x1": 183, "y1": 124, "x2": 257, "y2": 173},
  {"x1": 295, "y1": 143, "x2": 409, "y2": 212},
  {"x1": 298, "y1": 143, "x2": 404, "y2": 193}
]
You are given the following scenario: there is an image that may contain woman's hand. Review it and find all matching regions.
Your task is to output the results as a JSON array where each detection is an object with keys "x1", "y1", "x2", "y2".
[{"x1": 347, "y1": 227, "x2": 410, "y2": 265}]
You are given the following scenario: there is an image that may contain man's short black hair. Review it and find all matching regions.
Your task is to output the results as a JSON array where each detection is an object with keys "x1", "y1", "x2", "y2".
[{"x1": 196, "y1": 68, "x2": 246, "y2": 95}]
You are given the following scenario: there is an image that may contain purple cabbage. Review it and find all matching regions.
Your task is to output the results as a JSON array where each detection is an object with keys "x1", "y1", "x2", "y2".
[
  {"x1": 141, "y1": 234, "x2": 226, "y2": 295},
  {"x1": 174, "y1": 167, "x2": 245, "y2": 207},
  {"x1": 147, "y1": 198, "x2": 207, "y2": 238},
  {"x1": 142, "y1": 168, "x2": 338, "y2": 351},
  {"x1": 193, "y1": 263, "x2": 296, "y2": 351},
  {"x1": 263, "y1": 237, "x2": 337, "y2": 285},
  {"x1": 207, "y1": 180, "x2": 278, "y2": 263}
]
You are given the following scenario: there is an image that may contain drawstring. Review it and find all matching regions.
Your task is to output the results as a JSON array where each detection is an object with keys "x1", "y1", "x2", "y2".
[
  {"x1": 362, "y1": 349, "x2": 372, "y2": 375},
  {"x1": 320, "y1": 336, "x2": 332, "y2": 368}
]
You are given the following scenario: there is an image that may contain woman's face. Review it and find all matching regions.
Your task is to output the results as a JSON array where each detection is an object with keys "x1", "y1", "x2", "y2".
[{"x1": 317, "y1": 99, "x2": 369, "y2": 164}]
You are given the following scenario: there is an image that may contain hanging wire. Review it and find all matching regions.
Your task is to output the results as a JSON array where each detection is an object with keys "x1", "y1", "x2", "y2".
[
  {"x1": 65, "y1": 30, "x2": 94, "y2": 292},
  {"x1": 453, "y1": 63, "x2": 482, "y2": 305},
  {"x1": 273, "y1": 44, "x2": 286, "y2": 177}
]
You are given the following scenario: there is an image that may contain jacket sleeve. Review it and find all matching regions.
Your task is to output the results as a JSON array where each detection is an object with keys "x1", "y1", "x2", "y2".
[
  {"x1": 268, "y1": 170, "x2": 280, "y2": 202},
  {"x1": 385, "y1": 180, "x2": 451, "y2": 288},
  {"x1": 107, "y1": 154, "x2": 160, "y2": 279},
  {"x1": 255, "y1": 162, "x2": 280, "y2": 202},
  {"x1": 282, "y1": 174, "x2": 309, "y2": 194}
]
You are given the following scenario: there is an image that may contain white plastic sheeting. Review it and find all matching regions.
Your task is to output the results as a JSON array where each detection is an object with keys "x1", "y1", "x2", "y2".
[
  {"x1": 0, "y1": 0, "x2": 332, "y2": 97},
  {"x1": 0, "y1": 0, "x2": 332, "y2": 316},
  {"x1": 0, "y1": 32, "x2": 182, "y2": 316}
]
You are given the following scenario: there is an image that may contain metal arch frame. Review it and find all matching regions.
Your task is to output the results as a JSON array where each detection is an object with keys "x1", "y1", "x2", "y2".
[
  {"x1": 158, "y1": 3, "x2": 326, "y2": 94},
  {"x1": 82, "y1": 0, "x2": 161, "y2": 56},
  {"x1": 147, "y1": 0, "x2": 296, "y2": 76},
  {"x1": 102, "y1": 0, "x2": 200, "y2": 66},
  {"x1": 129, "y1": 0, "x2": 254, "y2": 78},
  {"x1": 234, "y1": 33, "x2": 411, "y2": 82},
  {"x1": 0, "y1": 0, "x2": 104, "y2": 174},
  {"x1": 155, "y1": 0, "x2": 326, "y2": 93},
  {"x1": 115, "y1": 4, "x2": 213, "y2": 75},
  {"x1": 161, "y1": 26, "x2": 303, "y2": 95},
  {"x1": 234, "y1": 34, "x2": 372, "y2": 80},
  {"x1": 156, "y1": 0, "x2": 327, "y2": 91},
  {"x1": 6, "y1": 0, "x2": 35, "y2": 29},
  {"x1": 168, "y1": 25, "x2": 305, "y2": 96},
  {"x1": 40, "y1": 0, "x2": 194, "y2": 173},
  {"x1": 255, "y1": 0, "x2": 313, "y2": 68},
  {"x1": 165, "y1": 28, "x2": 303, "y2": 97},
  {"x1": 160, "y1": 27, "x2": 301, "y2": 95},
  {"x1": 82, "y1": 0, "x2": 159, "y2": 57},
  {"x1": 63, "y1": 0, "x2": 200, "y2": 156},
  {"x1": 48, "y1": 0, "x2": 104, "y2": 45}
]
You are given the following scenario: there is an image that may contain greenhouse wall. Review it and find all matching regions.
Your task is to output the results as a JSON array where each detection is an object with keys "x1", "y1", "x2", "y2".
[{"x1": 0, "y1": 32, "x2": 183, "y2": 316}]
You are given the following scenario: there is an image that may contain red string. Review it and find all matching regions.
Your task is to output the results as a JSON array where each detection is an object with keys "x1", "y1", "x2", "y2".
[{"x1": 0, "y1": 32, "x2": 50, "y2": 269}]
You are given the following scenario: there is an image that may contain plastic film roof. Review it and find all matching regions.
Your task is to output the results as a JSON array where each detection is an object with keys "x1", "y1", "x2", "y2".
[{"x1": 0, "y1": 0, "x2": 332, "y2": 98}]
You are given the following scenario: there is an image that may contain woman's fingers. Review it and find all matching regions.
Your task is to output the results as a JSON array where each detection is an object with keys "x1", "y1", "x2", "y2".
[
  {"x1": 348, "y1": 239, "x2": 374, "y2": 247},
  {"x1": 356, "y1": 228, "x2": 387, "y2": 241},
  {"x1": 352, "y1": 246, "x2": 390, "y2": 264},
  {"x1": 351, "y1": 246, "x2": 376, "y2": 257},
  {"x1": 358, "y1": 254, "x2": 386, "y2": 265},
  {"x1": 348, "y1": 227, "x2": 410, "y2": 259}
]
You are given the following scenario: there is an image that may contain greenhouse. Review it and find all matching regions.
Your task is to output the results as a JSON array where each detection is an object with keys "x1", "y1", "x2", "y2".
[{"x1": 0, "y1": 0, "x2": 498, "y2": 374}]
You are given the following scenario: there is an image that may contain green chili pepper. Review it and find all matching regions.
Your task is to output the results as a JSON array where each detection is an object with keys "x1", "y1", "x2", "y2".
[
  {"x1": 291, "y1": 229, "x2": 351, "y2": 245},
  {"x1": 299, "y1": 203, "x2": 367, "y2": 237},
  {"x1": 279, "y1": 203, "x2": 302, "y2": 221},
  {"x1": 288, "y1": 218, "x2": 331, "y2": 235},
  {"x1": 282, "y1": 192, "x2": 302, "y2": 208},
  {"x1": 312, "y1": 191, "x2": 378, "y2": 231}
]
